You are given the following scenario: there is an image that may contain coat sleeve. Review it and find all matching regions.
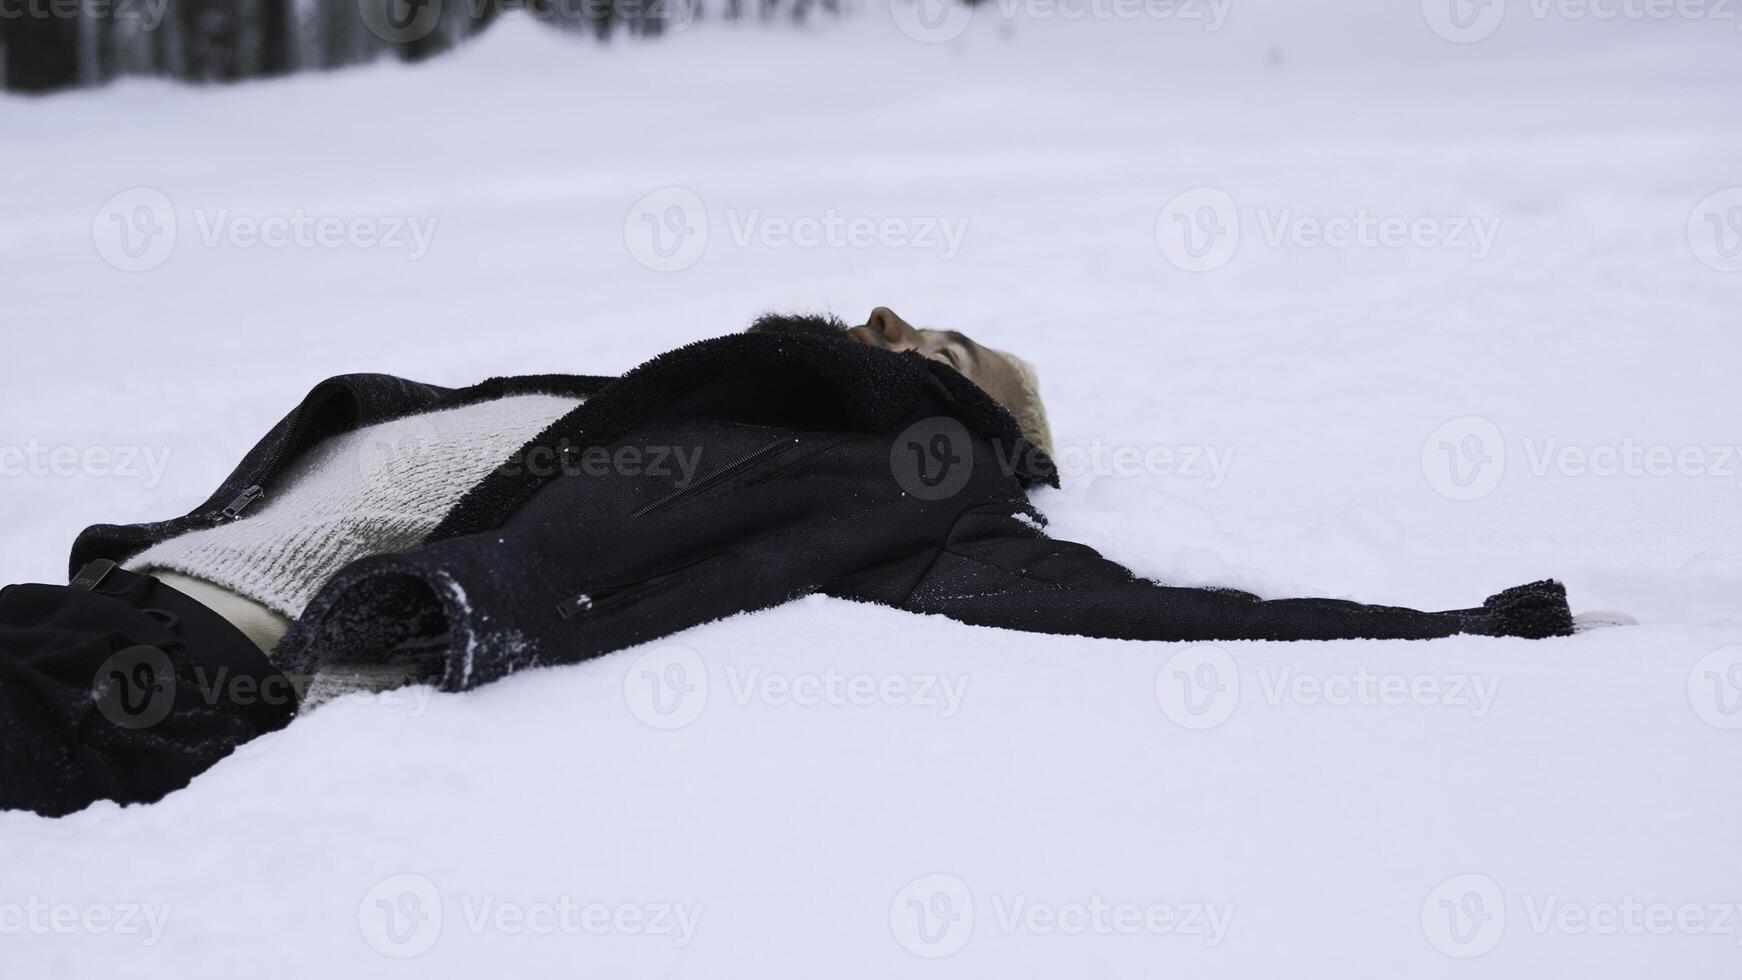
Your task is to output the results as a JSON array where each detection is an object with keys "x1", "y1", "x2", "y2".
[{"x1": 896, "y1": 507, "x2": 1573, "y2": 642}]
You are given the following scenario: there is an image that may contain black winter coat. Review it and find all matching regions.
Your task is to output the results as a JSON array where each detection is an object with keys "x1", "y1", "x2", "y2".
[{"x1": 72, "y1": 332, "x2": 1574, "y2": 697}]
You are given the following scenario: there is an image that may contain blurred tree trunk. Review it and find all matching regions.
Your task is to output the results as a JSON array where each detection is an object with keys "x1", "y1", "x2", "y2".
[
  {"x1": 2, "y1": 12, "x2": 83, "y2": 92},
  {"x1": 2, "y1": 0, "x2": 845, "y2": 92},
  {"x1": 397, "y1": 0, "x2": 496, "y2": 62}
]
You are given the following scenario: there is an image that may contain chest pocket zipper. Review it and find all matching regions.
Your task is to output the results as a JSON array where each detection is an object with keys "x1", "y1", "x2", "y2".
[
  {"x1": 627, "y1": 436, "x2": 798, "y2": 519},
  {"x1": 558, "y1": 436, "x2": 797, "y2": 619},
  {"x1": 558, "y1": 553, "x2": 725, "y2": 620}
]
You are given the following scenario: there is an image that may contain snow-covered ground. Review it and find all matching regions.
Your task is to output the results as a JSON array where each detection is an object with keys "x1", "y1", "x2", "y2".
[{"x1": 2, "y1": 3, "x2": 1740, "y2": 977}]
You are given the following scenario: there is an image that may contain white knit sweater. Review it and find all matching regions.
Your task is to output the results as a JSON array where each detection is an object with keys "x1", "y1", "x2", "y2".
[{"x1": 130, "y1": 393, "x2": 581, "y2": 619}]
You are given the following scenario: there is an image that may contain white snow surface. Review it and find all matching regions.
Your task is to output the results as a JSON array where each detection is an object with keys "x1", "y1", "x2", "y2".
[{"x1": 2, "y1": 4, "x2": 1740, "y2": 978}]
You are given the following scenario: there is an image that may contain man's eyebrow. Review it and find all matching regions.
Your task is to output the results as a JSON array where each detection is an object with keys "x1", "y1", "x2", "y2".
[{"x1": 944, "y1": 330, "x2": 981, "y2": 367}]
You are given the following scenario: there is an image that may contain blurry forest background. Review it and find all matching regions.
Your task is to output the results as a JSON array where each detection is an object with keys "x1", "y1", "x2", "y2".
[{"x1": 0, "y1": 0, "x2": 848, "y2": 92}]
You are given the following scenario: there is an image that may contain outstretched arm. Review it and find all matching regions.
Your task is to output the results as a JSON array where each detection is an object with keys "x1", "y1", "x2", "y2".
[{"x1": 892, "y1": 507, "x2": 1573, "y2": 642}]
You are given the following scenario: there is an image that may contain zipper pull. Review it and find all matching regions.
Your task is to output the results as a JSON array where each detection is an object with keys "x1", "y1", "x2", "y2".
[
  {"x1": 220, "y1": 485, "x2": 265, "y2": 521},
  {"x1": 558, "y1": 592, "x2": 594, "y2": 620},
  {"x1": 71, "y1": 559, "x2": 118, "y2": 591}
]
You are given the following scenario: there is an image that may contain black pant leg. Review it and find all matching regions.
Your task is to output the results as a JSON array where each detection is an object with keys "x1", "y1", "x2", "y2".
[{"x1": 0, "y1": 568, "x2": 299, "y2": 818}]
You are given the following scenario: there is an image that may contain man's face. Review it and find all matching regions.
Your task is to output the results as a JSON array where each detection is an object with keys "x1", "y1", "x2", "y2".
[{"x1": 846, "y1": 307, "x2": 1033, "y2": 421}]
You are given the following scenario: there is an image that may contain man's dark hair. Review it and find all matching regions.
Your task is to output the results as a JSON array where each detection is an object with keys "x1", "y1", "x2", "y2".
[{"x1": 745, "y1": 312, "x2": 850, "y2": 339}]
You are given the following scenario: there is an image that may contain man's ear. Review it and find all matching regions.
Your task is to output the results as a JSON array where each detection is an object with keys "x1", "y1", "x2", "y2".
[{"x1": 866, "y1": 307, "x2": 920, "y2": 344}]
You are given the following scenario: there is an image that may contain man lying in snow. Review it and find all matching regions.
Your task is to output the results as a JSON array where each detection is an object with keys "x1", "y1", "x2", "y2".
[{"x1": 1, "y1": 308, "x2": 1588, "y2": 816}]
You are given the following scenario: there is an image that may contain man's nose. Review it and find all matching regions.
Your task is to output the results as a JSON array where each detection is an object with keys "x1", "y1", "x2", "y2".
[{"x1": 866, "y1": 307, "x2": 922, "y2": 349}]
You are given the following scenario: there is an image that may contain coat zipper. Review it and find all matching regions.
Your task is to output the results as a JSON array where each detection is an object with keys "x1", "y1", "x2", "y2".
[
  {"x1": 250, "y1": 403, "x2": 311, "y2": 482},
  {"x1": 219, "y1": 484, "x2": 265, "y2": 521},
  {"x1": 557, "y1": 439, "x2": 797, "y2": 619},
  {"x1": 205, "y1": 401, "x2": 317, "y2": 524},
  {"x1": 558, "y1": 553, "x2": 724, "y2": 620},
  {"x1": 627, "y1": 437, "x2": 798, "y2": 519}
]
